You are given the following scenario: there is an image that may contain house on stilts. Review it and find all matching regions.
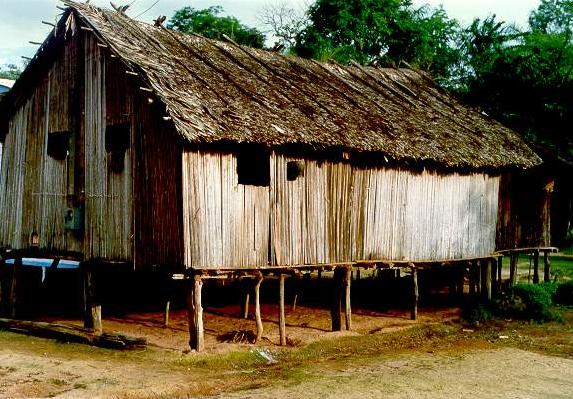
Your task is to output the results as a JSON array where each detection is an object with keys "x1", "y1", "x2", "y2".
[{"x1": 0, "y1": 1, "x2": 554, "y2": 351}]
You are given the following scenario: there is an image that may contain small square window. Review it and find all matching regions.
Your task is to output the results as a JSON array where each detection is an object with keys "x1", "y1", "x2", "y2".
[
  {"x1": 237, "y1": 145, "x2": 270, "y2": 187},
  {"x1": 105, "y1": 123, "x2": 130, "y2": 173},
  {"x1": 287, "y1": 161, "x2": 305, "y2": 181},
  {"x1": 47, "y1": 131, "x2": 70, "y2": 161}
]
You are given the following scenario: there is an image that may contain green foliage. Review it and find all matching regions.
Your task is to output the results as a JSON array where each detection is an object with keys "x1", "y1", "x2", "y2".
[
  {"x1": 293, "y1": 0, "x2": 460, "y2": 81},
  {"x1": 0, "y1": 64, "x2": 21, "y2": 80},
  {"x1": 494, "y1": 283, "x2": 560, "y2": 322},
  {"x1": 461, "y1": 299, "x2": 493, "y2": 325},
  {"x1": 556, "y1": 281, "x2": 573, "y2": 304},
  {"x1": 168, "y1": 6, "x2": 265, "y2": 48}
]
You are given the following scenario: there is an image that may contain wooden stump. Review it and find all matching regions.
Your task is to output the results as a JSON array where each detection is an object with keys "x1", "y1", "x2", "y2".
[
  {"x1": 344, "y1": 268, "x2": 352, "y2": 331},
  {"x1": 187, "y1": 274, "x2": 204, "y2": 352},
  {"x1": 533, "y1": 251, "x2": 540, "y2": 284},
  {"x1": 411, "y1": 267, "x2": 418, "y2": 321},
  {"x1": 544, "y1": 252, "x2": 551, "y2": 283},
  {"x1": 331, "y1": 268, "x2": 343, "y2": 331},
  {"x1": 278, "y1": 274, "x2": 286, "y2": 346},
  {"x1": 254, "y1": 274, "x2": 264, "y2": 343}
]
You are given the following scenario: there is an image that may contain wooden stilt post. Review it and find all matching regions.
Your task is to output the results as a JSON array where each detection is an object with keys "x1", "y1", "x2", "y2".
[
  {"x1": 344, "y1": 267, "x2": 352, "y2": 331},
  {"x1": 484, "y1": 259, "x2": 492, "y2": 301},
  {"x1": 292, "y1": 277, "x2": 298, "y2": 312},
  {"x1": 254, "y1": 273, "x2": 264, "y2": 343},
  {"x1": 82, "y1": 261, "x2": 102, "y2": 335},
  {"x1": 457, "y1": 265, "x2": 465, "y2": 298},
  {"x1": 410, "y1": 265, "x2": 418, "y2": 321},
  {"x1": 544, "y1": 251, "x2": 551, "y2": 283},
  {"x1": 187, "y1": 273, "x2": 204, "y2": 352},
  {"x1": 242, "y1": 279, "x2": 250, "y2": 319},
  {"x1": 476, "y1": 260, "x2": 482, "y2": 295},
  {"x1": 331, "y1": 268, "x2": 342, "y2": 331},
  {"x1": 469, "y1": 262, "x2": 476, "y2": 297},
  {"x1": 491, "y1": 258, "x2": 497, "y2": 295},
  {"x1": 279, "y1": 274, "x2": 287, "y2": 346},
  {"x1": 533, "y1": 250, "x2": 540, "y2": 284},
  {"x1": 164, "y1": 301, "x2": 171, "y2": 327},
  {"x1": 510, "y1": 255, "x2": 518, "y2": 286},
  {"x1": 356, "y1": 268, "x2": 361, "y2": 281},
  {"x1": 9, "y1": 257, "x2": 21, "y2": 319},
  {"x1": 497, "y1": 256, "x2": 503, "y2": 291}
]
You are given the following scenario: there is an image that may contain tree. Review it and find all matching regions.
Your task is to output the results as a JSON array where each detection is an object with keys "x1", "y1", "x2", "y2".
[
  {"x1": 292, "y1": 0, "x2": 460, "y2": 81},
  {"x1": 260, "y1": 2, "x2": 309, "y2": 50},
  {"x1": 0, "y1": 64, "x2": 21, "y2": 80},
  {"x1": 168, "y1": 6, "x2": 265, "y2": 48}
]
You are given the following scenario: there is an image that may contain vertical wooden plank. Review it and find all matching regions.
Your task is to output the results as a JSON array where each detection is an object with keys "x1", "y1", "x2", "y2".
[{"x1": 279, "y1": 274, "x2": 286, "y2": 346}]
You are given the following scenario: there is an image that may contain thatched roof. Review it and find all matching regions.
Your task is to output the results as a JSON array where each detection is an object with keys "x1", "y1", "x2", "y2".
[{"x1": 1, "y1": 1, "x2": 541, "y2": 170}]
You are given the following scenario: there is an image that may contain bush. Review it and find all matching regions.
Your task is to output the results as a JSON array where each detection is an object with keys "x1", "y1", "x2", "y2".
[
  {"x1": 461, "y1": 299, "x2": 493, "y2": 325},
  {"x1": 555, "y1": 281, "x2": 573, "y2": 305},
  {"x1": 494, "y1": 283, "x2": 558, "y2": 322}
]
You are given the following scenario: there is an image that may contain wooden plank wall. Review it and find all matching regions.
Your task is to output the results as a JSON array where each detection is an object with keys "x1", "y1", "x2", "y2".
[
  {"x1": 83, "y1": 35, "x2": 133, "y2": 261},
  {"x1": 0, "y1": 37, "x2": 81, "y2": 252},
  {"x1": 182, "y1": 150, "x2": 501, "y2": 269}
]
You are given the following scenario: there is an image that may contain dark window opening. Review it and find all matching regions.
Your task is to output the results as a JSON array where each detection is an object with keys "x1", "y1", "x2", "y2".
[
  {"x1": 105, "y1": 123, "x2": 130, "y2": 173},
  {"x1": 287, "y1": 161, "x2": 305, "y2": 181},
  {"x1": 237, "y1": 145, "x2": 270, "y2": 186},
  {"x1": 47, "y1": 131, "x2": 70, "y2": 161}
]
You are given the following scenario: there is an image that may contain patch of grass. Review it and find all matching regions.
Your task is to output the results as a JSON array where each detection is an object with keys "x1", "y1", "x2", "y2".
[{"x1": 494, "y1": 283, "x2": 560, "y2": 322}]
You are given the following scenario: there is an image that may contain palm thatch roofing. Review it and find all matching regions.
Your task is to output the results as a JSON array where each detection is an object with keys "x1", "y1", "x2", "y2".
[{"x1": 0, "y1": 1, "x2": 540, "y2": 170}]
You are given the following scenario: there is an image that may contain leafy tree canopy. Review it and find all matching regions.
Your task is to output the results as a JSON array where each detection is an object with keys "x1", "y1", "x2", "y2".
[
  {"x1": 0, "y1": 64, "x2": 21, "y2": 80},
  {"x1": 168, "y1": 6, "x2": 265, "y2": 48},
  {"x1": 292, "y1": 0, "x2": 460, "y2": 82}
]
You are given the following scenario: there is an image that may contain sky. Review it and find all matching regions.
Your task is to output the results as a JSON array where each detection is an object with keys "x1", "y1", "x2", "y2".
[{"x1": 0, "y1": 0, "x2": 541, "y2": 67}]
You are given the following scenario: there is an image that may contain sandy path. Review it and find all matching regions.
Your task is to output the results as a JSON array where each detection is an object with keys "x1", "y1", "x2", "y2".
[{"x1": 224, "y1": 348, "x2": 573, "y2": 399}]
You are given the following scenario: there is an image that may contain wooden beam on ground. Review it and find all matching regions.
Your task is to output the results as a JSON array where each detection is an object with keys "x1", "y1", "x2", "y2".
[
  {"x1": 0, "y1": 318, "x2": 146, "y2": 350},
  {"x1": 254, "y1": 274, "x2": 264, "y2": 343},
  {"x1": 331, "y1": 268, "x2": 343, "y2": 331},
  {"x1": 533, "y1": 250, "x2": 540, "y2": 284},
  {"x1": 187, "y1": 274, "x2": 204, "y2": 352},
  {"x1": 544, "y1": 252, "x2": 551, "y2": 283},
  {"x1": 279, "y1": 274, "x2": 287, "y2": 346},
  {"x1": 411, "y1": 266, "x2": 419, "y2": 321},
  {"x1": 344, "y1": 267, "x2": 352, "y2": 330}
]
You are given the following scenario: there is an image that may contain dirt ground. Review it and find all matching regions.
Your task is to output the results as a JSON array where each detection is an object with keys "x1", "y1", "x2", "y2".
[{"x1": 0, "y1": 302, "x2": 572, "y2": 398}]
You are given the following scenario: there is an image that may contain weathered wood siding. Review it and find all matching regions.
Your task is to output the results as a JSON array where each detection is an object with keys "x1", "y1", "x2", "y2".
[
  {"x1": 0, "y1": 37, "x2": 81, "y2": 252},
  {"x1": 182, "y1": 150, "x2": 501, "y2": 269}
]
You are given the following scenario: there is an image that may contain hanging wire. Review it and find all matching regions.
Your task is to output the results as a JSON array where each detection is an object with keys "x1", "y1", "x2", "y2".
[{"x1": 134, "y1": 0, "x2": 161, "y2": 19}]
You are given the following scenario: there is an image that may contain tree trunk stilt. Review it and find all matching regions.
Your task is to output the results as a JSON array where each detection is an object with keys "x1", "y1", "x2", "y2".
[
  {"x1": 411, "y1": 266, "x2": 418, "y2": 321},
  {"x1": 82, "y1": 262, "x2": 102, "y2": 335},
  {"x1": 164, "y1": 301, "x2": 170, "y2": 327},
  {"x1": 279, "y1": 274, "x2": 287, "y2": 346},
  {"x1": 544, "y1": 252, "x2": 551, "y2": 283},
  {"x1": 510, "y1": 255, "x2": 518, "y2": 286},
  {"x1": 254, "y1": 274, "x2": 264, "y2": 343},
  {"x1": 8, "y1": 258, "x2": 21, "y2": 319},
  {"x1": 533, "y1": 250, "x2": 540, "y2": 284},
  {"x1": 187, "y1": 274, "x2": 204, "y2": 352},
  {"x1": 242, "y1": 280, "x2": 250, "y2": 319},
  {"x1": 484, "y1": 259, "x2": 492, "y2": 301},
  {"x1": 331, "y1": 268, "x2": 343, "y2": 331},
  {"x1": 497, "y1": 256, "x2": 503, "y2": 291},
  {"x1": 344, "y1": 268, "x2": 352, "y2": 331}
]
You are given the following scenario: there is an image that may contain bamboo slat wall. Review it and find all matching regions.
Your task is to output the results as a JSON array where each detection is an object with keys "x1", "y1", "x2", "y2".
[
  {"x1": 0, "y1": 37, "x2": 81, "y2": 253},
  {"x1": 182, "y1": 150, "x2": 501, "y2": 269},
  {"x1": 83, "y1": 35, "x2": 133, "y2": 261}
]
